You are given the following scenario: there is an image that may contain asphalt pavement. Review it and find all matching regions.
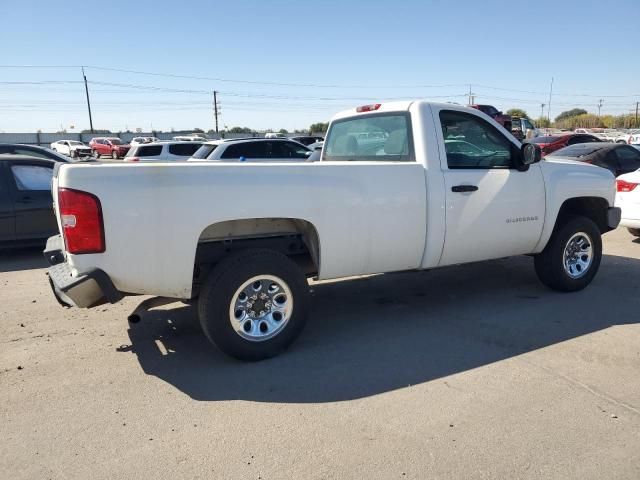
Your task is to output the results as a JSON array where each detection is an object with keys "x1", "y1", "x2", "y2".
[{"x1": 1, "y1": 228, "x2": 639, "y2": 479}]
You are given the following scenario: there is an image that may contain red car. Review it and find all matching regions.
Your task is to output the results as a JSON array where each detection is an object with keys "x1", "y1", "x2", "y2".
[
  {"x1": 89, "y1": 137, "x2": 131, "y2": 159},
  {"x1": 529, "y1": 133, "x2": 602, "y2": 157},
  {"x1": 469, "y1": 104, "x2": 512, "y2": 131}
]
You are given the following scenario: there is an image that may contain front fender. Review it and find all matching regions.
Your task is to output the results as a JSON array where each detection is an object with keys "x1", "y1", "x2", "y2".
[{"x1": 534, "y1": 159, "x2": 616, "y2": 253}]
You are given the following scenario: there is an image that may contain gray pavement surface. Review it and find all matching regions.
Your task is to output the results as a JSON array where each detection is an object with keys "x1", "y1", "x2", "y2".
[{"x1": 1, "y1": 228, "x2": 639, "y2": 479}]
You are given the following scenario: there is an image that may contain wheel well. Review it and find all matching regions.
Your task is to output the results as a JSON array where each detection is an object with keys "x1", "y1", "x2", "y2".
[
  {"x1": 192, "y1": 218, "x2": 320, "y2": 297},
  {"x1": 556, "y1": 197, "x2": 610, "y2": 233}
]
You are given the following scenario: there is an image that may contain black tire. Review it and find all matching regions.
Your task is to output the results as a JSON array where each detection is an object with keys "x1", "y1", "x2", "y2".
[
  {"x1": 111, "y1": 150, "x2": 118, "y2": 159},
  {"x1": 92, "y1": 149, "x2": 99, "y2": 158},
  {"x1": 534, "y1": 215, "x2": 602, "y2": 292},
  {"x1": 198, "y1": 249, "x2": 310, "y2": 361},
  {"x1": 71, "y1": 149, "x2": 78, "y2": 159},
  {"x1": 628, "y1": 228, "x2": 640, "y2": 237}
]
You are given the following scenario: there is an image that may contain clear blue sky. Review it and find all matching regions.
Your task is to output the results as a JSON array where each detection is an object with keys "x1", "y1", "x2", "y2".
[{"x1": 0, "y1": 0, "x2": 638, "y2": 132}]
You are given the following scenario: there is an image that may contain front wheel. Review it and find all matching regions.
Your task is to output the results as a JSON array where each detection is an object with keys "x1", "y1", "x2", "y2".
[
  {"x1": 111, "y1": 150, "x2": 119, "y2": 159},
  {"x1": 534, "y1": 215, "x2": 602, "y2": 292},
  {"x1": 198, "y1": 249, "x2": 310, "y2": 361},
  {"x1": 92, "y1": 149, "x2": 99, "y2": 158}
]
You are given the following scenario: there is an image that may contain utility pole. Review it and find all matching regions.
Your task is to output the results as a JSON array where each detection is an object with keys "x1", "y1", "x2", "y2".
[
  {"x1": 597, "y1": 98, "x2": 604, "y2": 118},
  {"x1": 467, "y1": 84, "x2": 475, "y2": 105},
  {"x1": 213, "y1": 90, "x2": 219, "y2": 134},
  {"x1": 547, "y1": 77, "x2": 554, "y2": 123},
  {"x1": 82, "y1": 66, "x2": 94, "y2": 134},
  {"x1": 635, "y1": 102, "x2": 639, "y2": 128}
]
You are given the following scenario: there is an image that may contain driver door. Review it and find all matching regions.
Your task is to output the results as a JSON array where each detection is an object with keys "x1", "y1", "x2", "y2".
[{"x1": 436, "y1": 109, "x2": 546, "y2": 266}]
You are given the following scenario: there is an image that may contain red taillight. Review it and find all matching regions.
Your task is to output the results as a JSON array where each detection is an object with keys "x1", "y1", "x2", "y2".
[
  {"x1": 616, "y1": 179, "x2": 639, "y2": 192},
  {"x1": 356, "y1": 103, "x2": 381, "y2": 112},
  {"x1": 58, "y1": 188, "x2": 105, "y2": 254}
]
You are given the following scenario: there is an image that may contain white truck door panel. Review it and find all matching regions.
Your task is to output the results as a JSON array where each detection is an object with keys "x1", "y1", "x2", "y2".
[
  {"x1": 439, "y1": 167, "x2": 545, "y2": 265},
  {"x1": 434, "y1": 107, "x2": 545, "y2": 266}
]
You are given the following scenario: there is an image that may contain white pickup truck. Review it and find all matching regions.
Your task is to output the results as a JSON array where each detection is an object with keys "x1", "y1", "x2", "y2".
[{"x1": 45, "y1": 101, "x2": 621, "y2": 360}]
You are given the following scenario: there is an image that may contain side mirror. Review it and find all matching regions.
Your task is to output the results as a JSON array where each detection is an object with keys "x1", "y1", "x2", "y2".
[{"x1": 520, "y1": 143, "x2": 541, "y2": 169}]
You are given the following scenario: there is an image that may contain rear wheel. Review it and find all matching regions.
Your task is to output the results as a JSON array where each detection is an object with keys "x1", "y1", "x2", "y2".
[
  {"x1": 198, "y1": 249, "x2": 310, "y2": 361},
  {"x1": 628, "y1": 228, "x2": 640, "y2": 237},
  {"x1": 534, "y1": 215, "x2": 602, "y2": 292}
]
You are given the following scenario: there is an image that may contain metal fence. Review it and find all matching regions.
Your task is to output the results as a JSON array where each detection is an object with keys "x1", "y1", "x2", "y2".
[{"x1": 0, "y1": 131, "x2": 325, "y2": 146}]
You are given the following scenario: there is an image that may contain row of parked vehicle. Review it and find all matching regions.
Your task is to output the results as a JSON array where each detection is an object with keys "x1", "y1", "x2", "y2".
[{"x1": 48, "y1": 134, "x2": 325, "y2": 162}]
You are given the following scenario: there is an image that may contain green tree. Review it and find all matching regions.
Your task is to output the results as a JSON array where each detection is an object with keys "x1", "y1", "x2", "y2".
[
  {"x1": 278, "y1": 128, "x2": 289, "y2": 134},
  {"x1": 309, "y1": 122, "x2": 329, "y2": 133},
  {"x1": 534, "y1": 117, "x2": 551, "y2": 128},
  {"x1": 554, "y1": 108, "x2": 588, "y2": 123},
  {"x1": 506, "y1": 108, "x2": 529, "y2": 119},
  {"x1": 192, "y1": 127, "x2": 204, "y2": 133},
  {"x1": 229, "y1": 126, "x2": 252, "y2": 134}
]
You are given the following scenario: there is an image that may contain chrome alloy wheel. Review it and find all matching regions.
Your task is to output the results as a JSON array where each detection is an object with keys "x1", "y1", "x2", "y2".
[
  {"x1": 562, "y1": 232, "x2": 593, "y2": 279},
  {"x1": 228, "y1": 275, "x2": 293, "y2": 342}
]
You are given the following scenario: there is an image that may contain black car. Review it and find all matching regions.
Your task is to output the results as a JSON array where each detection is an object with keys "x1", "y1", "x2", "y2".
[
  {"x1": 0, "y1": 143, "x2": 70, "y2": 163},
  {"x1": 0, "y1": 155, "x2": 58, "y2": 247},
  {"x1": 546, "y1": 143, "x2": 640, "y2": 177}
]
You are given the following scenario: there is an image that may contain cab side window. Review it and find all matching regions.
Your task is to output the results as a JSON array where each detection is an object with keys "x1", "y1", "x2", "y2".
[{"x1": 439, "y1": 110, "x2": 514, "y2": 169}]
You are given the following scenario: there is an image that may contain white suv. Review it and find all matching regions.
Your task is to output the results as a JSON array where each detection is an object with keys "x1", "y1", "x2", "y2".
[
  {"x1": 124, "y1": 141, "x2": 203, "y2": 162},
  {"x1": 189, "y1": 138, "x2": 313, "y2": 162}
]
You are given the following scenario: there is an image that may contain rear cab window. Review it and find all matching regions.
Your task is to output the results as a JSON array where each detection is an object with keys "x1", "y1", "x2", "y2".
[{"x1": 323, "y1": 112, "x2": 413, "y2": 162}]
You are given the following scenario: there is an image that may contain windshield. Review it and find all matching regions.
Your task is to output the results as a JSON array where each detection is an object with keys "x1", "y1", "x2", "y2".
[
  {"x1": 192, "y1": 144, "x2": 219, "y2": 159},
  {"x1": 324, "y1": 113, "x2": 412, "y2": 161},
  {"x1": 69, "y1": 141, "x2": 84, "y2": 146}
]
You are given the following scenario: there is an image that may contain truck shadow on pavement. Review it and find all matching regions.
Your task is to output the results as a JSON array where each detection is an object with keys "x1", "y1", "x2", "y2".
[
  {"x1": 124, "y1": 253, "x2": 640, "y2": 403},
  {"x1": 0, "y1": 247, "x2": 47, "y2": 273}
]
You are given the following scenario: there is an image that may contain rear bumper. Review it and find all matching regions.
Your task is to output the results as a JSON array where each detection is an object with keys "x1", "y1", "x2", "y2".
[{"x1": 44, "y1": 235, "x2": 123, "y2": 308}]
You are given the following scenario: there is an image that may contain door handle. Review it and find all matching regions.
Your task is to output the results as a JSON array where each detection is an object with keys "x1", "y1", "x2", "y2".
[{"x1": 451, "y1": 185, "x2": 478, "y2": 193}]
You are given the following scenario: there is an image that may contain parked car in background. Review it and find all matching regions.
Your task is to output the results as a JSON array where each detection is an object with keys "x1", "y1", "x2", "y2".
[
  {"x1": 172, "y1": 135, "x2": 207, "y2": 142},
  {"x1": 546, "y1": 143, "x2": 640, "y2": 177},
  {"x1": 0, "y1": 143, "x2": 70, "y2": 162},
  {"x1": 89, "y1": 137, "x2": 131, "y2": 159},
  {"x1": 615, "y1": 168, "x2": 640, "y2": 237},
  {"x1": 614, "y1": 129, "x2": 640, "y2": 145},
  {"x1": 50, "y1": 140, "x2": 92, "y2": 158},
  {"x1": 511, "y1": 117, "x2": 538, "y2": 141},
  {"x1": 530, "y1": 133, "x2": 602, "y2": 157},
  {"x1": 307, "y1": 141, "x2": 324, "y2": 151},
  {"x1": 469, "y1": 104, "x2": 512, "y2": 131},
  {"x1": 124, "y1": 141, "x2": 203, "y2": 162},
  {"x1": 0, "y1": 155, "x2": 58, "y2": 247},
  {"x1": 130, "y1": 136, "x2": 160, "y2": 146},
  {"x1": 190, "y1": 138, "x2": 313, "y2": 162},
  {"x1": 264, "y1": 132, "x2": 286, "y2": 139},
  {"x1": 288, "y1": 135, "x2": 324, "y2": 146}
]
